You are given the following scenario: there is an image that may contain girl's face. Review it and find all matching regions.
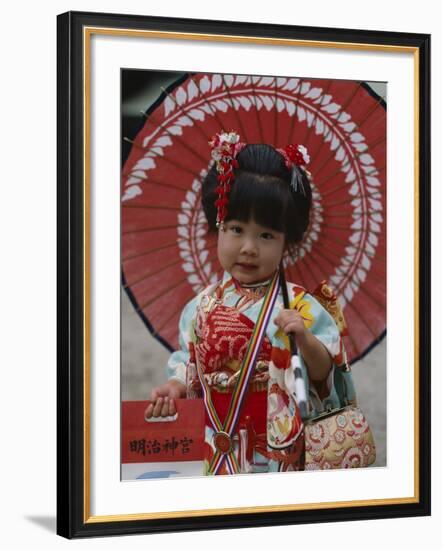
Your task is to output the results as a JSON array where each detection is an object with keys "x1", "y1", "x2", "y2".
[{"x1": 217, "y1": 218, "x2": 285, "y2": 284}]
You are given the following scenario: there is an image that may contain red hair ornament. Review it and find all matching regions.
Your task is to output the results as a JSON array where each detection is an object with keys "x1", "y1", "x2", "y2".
[
  {"x1": 209, "y1": 131, "x2": 246, "y2": 227},
  {"x1": 209, "y1": 132, "x2": 310, "y2": 227},
  {"x1": 276, "y1": 143, "x2": 311, "y2": 195}
]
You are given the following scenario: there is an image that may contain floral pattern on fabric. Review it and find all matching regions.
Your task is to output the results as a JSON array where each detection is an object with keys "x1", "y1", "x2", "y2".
[
  {"x1": 166, "y1": 271, "x2": 356, "y2": 474},
  {"x1": 267, "y1": 382, "x2": 302, "y2": 447},
  {"x1": 305, "y1": 406, "x2": 376, "y2": 469},
  {"x1": 289, "y1": 290, "x2": 314, "y2": 329},
  {"x1": 194, "y1": 305, "x2": 272, "y2": 374}
]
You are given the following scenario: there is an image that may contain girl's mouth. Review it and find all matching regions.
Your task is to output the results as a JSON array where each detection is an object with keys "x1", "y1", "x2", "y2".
[{"x1": 236, "y1": 263, "x2": 258, "y2": 270}]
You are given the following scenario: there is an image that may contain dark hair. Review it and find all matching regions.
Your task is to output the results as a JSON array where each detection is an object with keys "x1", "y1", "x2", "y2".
[{"x1": 202, "y1": 143, "x2": 312, "y2": 245}]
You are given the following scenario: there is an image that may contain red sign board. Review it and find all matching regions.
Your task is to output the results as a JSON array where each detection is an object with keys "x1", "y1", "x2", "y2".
[{"x1": 122, "y1": 399, "x2": 205, "y2": 463}]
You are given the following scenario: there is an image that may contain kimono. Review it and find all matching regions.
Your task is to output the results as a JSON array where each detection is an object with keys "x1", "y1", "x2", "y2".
[{"x1": 167, "y1": 271, "x2": 356, "y2": 475}]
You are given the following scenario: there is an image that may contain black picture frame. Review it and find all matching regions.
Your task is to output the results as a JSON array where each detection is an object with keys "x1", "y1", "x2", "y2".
[{"x1": 57, "y1": 10, "x2": 431, "y2": 539}]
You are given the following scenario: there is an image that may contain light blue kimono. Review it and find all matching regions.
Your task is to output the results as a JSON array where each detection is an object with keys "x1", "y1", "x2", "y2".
[{"x1": 167, "y1": 271, "x2": 356, "y2": 473}]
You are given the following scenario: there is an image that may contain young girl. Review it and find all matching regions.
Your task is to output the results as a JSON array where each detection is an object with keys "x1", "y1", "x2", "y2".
[{"x1": 145, "y1": 131, "x2": 355, "y2": 474}]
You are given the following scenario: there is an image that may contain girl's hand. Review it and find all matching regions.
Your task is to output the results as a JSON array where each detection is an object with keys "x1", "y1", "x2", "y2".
[
  {"x1": 274, "y1": 308, "x2": 307, "y2": 341},
  {"x1": 144, "y1": 380, "x2": 186, "y2": 419},
  {"x1": 275, "y1": 308, "x2": 333, "y2": 382}
]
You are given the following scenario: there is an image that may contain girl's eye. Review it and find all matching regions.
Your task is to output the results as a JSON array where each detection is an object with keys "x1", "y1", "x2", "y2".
[
  {"x1": 261, "y1": 232, "x2": 274, "y2": 240},
  {"x1": 230, "y1": 226, "x2": 242, "y2": 234}
]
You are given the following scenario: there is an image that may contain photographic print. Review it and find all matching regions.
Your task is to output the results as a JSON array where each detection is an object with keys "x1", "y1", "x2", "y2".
[{"x1": 120, "y1": 70, "x2": 387, "y2": 480}]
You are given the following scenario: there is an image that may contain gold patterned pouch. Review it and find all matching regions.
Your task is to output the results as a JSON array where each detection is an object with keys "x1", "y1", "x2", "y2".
[{"x1": 304, "y1": 405, "x2": 376, "y2": 470}]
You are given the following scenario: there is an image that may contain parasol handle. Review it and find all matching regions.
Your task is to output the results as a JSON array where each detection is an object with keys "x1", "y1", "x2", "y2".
[{"x1": 279, "y1": 264, "x2": 308, "y2": 419}]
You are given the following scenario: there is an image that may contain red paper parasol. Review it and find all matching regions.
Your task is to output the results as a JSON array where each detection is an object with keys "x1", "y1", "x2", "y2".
[{"x1": 122, "y1": 72, "x2": 386, "y2": 363}]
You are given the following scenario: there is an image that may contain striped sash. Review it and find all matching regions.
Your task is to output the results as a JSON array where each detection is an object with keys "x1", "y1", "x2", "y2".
[{"x1": 195, "y1": 271, "x2": 280, "y2": 475}]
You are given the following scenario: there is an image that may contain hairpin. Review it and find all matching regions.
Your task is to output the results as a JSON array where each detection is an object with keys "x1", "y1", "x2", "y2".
[
  {"x1": 209, "y1": 131, "x2": 246, "y2": 227},
  {"x1": 276, "y1": 144, "x2": 310, "y2": 195},
  {"x1": 209, "y1": 135, "x2": 311, "y2": 227}
]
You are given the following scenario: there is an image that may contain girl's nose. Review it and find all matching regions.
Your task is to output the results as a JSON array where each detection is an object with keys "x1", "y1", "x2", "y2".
[{"x1": 240, "y1": 238, "x2": 258, "y2": 256}]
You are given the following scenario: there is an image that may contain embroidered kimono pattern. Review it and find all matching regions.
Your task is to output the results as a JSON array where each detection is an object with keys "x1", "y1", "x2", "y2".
[{"x1": 167, "y1": 271, "x2": 356, "y2": 475}]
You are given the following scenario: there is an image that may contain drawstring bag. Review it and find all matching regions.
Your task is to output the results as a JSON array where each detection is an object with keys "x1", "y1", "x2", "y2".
[
  {"x1": 303, "y1": 281, "x2": 376, "y2": 469},
  {"x1": 304, "y1": 369, "x2": 376, "y2": 469}
]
